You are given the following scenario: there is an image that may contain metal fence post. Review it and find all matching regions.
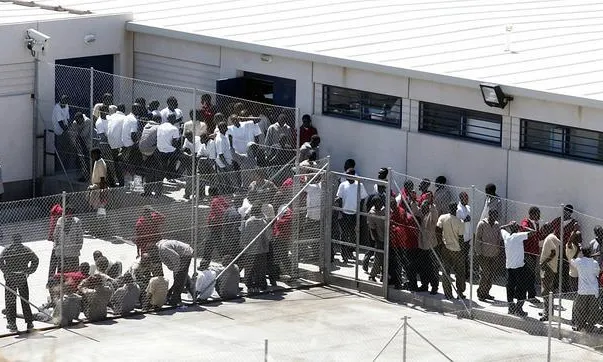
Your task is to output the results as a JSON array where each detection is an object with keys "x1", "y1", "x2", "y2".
[
  {"x1": 322, "y1": 156, "x2": 332, "y2": 283},
  {"x1": 469, "y1": 185, "x2": 476, "y2": 318},
  {"x1": 190, "y1": 88, "x2": 198, "y2": 300},
  {"x1": 558, "y1": 203, "x2": 565, "y2": 337},
  {"x1": 383, "y1": 168, "x2": 392, "y2": 298},
  {"x1": 403, "y1": 316, "x2": 408, "y2": 362},
  {"x1": 60, "y1": 191, "x2": 66, "y2": 324},
  {"x1": 264, "y1": 339, "x2": 268, "y2": 362},
  {"x1": 89, "y1": 67, "x2": 95, "y2": 176},
  {"x1": 355, "y1": 177, "x2": 361, "y2": 286},
  {"x1": 547, "y1": 291, "x2": 553, "y2": 361}
]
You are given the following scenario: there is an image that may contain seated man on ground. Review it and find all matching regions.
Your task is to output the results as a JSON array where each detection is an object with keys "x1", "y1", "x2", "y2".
[
  {"x1": 110, "y1": 272, "x2": 140, "y2": 315},
  {"x1": 51, "y1": 262, "x2": 90, "y2": 293},
  {"x1": 144, "y1": 273, "x2": 169, "y2": 310},
  {"x1": 195, "y1": 259, "x2": 217, "y2": 302},
  {"x1": 90, "y1": 250, "x2": 122, "y2": 278},
  {"x1": 84, "y1": 256, "x2": 116, "y2": 291},
  {"x1": 215, "y1": 255, "x2": 241, "y2": 300},
  {"x1": 78, "y1": 274, "x2": 113, "y2": 322},
  {"x1": 34, "y1": 279, "x2": 82, "y2": 326}
]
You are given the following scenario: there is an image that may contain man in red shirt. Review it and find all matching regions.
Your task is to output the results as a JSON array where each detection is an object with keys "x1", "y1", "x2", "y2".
[
  {"x1": 390, "y1": 201, "x2": 421, "y2": 291},
  {"x1": 134, "y1": 206, "x2": 165, "y2": 275},
  {"x1": 520, "y1": 206, "x2": 544, "y2": 304},
  {"x1": 298, "y1": 114, "x2": 317, "y2": 146},
  {"x1": 204, "y1": 186, "x2": 230, "y2": 263},
  {"x1": 52, "y1": 262, "x2": 90, "y2": 293}
]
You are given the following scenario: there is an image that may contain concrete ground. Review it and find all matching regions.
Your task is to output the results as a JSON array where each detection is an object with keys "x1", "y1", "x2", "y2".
[
  {"x1": 0, "y1": 286, "x2": 600, "y2": 361},
  {"x1": 331, "y1": 250, "x2": 592, "y2": 332}
]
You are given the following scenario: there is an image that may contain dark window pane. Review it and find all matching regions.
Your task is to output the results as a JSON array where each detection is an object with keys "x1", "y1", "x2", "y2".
[
  {"x1": 322, "y1": 85, "x2": 401, "y2": 127},
  {"x1": 520, "y1": 119, "x2": 603, "y2": 163},
  {"x1": 420, "y1": 102, "x2": 501, "y2": 145}
]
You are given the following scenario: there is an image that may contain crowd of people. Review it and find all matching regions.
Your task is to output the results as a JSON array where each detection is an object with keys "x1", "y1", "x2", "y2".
[
  {"x1": 51, "y1": 93, "x2": 321, "y2": 201},
  {"x1": 1, "y1": 91, "x2": 586, "y2": 336},
  {"x1": 0, "y1": 93, "x2": 325, "y2": 333},
  {"x1": 334, "y1": 165, "x2": 602, "y2": 332}
]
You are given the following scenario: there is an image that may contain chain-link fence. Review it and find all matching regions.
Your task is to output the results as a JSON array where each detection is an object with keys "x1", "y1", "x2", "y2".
[
  {"x1": 40, "y1": 64, "x2": 302, "y2": 195},
  {"x1": 0, "y1": 154, "x2": 328, "y2": 334}
]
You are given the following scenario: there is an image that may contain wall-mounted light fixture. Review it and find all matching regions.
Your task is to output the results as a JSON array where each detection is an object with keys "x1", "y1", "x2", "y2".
[
  {"x1": 84, "y1": 34, "x2": 96, "y2": 45},
  {"x1": 260, "y1": 54, "x2": 273, "y2": 63},
  {"x1": 480, "y1": 83, "x2": 513, "y2": 108}
]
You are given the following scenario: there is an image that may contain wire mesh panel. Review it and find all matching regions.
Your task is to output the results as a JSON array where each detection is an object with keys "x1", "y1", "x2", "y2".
[
  {"x1": 390, "y1": 170, "x2": 472, "y2": 301},
  {"x1": 0, "y1": 194, "x2": 63, "y2": 333}
]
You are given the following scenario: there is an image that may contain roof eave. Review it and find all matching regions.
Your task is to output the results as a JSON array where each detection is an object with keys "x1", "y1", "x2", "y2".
[{"x1": 126, "y1": 21, "x2": 603, "y2": 111}]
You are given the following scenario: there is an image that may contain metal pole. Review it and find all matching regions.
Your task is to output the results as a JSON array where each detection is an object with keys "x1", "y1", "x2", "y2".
[
  {"x1": 558, "y1": 204, "x2": 565, "y2": 337},
  {"x1": 382, "y1": 169, "x2": 392, "y2": 298},
  {"x1": 323, "y1": 156, "x2": 333, "y2": 283},
  {"x1": 355, "y1": 177, "x2": 361, "y2": 287},
  {"x1": 191, "y1": 89, "x2": 197, "y2": 286},
  {"x1": 32, "y1": 58, "x2": 39, "y2": 197},
  {"x1": 547, "y1": 291, "x2": 553, "y2": 362},
  {"x1": 197, "y1": 163, "x2": 329, "y2": 298},
  {"x1": 403, "y1": 316, "x2": 408, "y2": 362},
  {"x1": 469, "y1": 185, "x2": 476, "y2": 318},
  {"x1": 89, "y1": 67, "x2": 95, "y2": 180},
  {"x1": 264, "y1": 339, "x2": 268, "y2": 362},
  {"x1": 60, "y1": 191, "x2": 66, "y2": 324}
]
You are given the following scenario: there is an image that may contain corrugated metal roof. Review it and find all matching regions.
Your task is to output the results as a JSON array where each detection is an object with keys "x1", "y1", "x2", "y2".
[
  {"x1": 0, "y1": 2, "x2": 81, "y2": 24},
  {"x1": 25, "y1": 0, "x2": 603, "y2": 103}
]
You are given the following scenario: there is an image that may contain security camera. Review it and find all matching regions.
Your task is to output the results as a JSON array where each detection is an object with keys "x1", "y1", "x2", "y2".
[{"x1": 25, "y1": 29, "x2": 50, "y2": 54}]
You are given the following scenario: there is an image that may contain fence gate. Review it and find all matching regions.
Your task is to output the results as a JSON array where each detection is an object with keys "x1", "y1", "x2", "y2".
[{"x1": 325, "y1": 171, "x2": 391, "y2": 297}]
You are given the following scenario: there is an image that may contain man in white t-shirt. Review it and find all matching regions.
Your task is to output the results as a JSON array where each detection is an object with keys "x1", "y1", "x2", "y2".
[
  {"x1": 92, "y1": 93, "x2": 113, "y2": 121},
  {"x1": 52, "y1": 95, "x2": 71, "y2": 169},
  {"x1": 121, "y1": 104, "x2": 141, "y2": 176},
  {"x1": 436, "y1": 203, "x2": 466, "y2": 299},
  {"x1": 335, "y1": 168, "x2": 368, "y2": 263},
  {"x1": 570, "y1": 246, "x2": 601, "y2": 332},
  {"x1": 501, "y1": 223, "x2": 533, "y2": 317},
  {"x1": 106, "y1": 104, "x2": 127, "y2": 186},
  {"x1": 214, "y1": 121, "x2": 235, "y2": 194},
  {"x1": 88, "y1": 148, "x2": 108, "y2": 213},
  {"x1": 160, "y1": 96, "x2": 183, "y2": 125},
  {"x1": 156, "y1": 114, "x2": 181, "y2": 192},
  {"x1": 183, "y1": 109, "x2": 207, "y2": 137},
  {"x1": 226, "y1": 115, "x2": 262, "y2": 155}
]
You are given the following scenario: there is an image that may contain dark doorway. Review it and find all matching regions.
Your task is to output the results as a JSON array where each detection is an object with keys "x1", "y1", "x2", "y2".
[
  {"x1": 216, "y1": 72, "x2": 296, "y2": 108},
  {"x1": 52, "y1": 55, "x2": 114, "y2": 173},
  {"x1": 55, "y1": 54, "x2": 114, "y2": 116}
]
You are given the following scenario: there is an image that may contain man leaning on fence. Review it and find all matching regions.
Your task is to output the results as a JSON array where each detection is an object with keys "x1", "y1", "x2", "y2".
[
  {"x1": 539, "y1": 228, "x2": 560, "y2": 322},
  {"x1": 436, "y1": 203, "x2": 466, "y2": 299},
  {"x1": 0, "y1": 234, "x2": 39, "y2": 332}
]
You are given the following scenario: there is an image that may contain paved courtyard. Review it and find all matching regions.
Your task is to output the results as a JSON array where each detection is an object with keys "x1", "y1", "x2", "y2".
[{"x1": 0, "y1": 286, "x2": 600, "y2": 361}]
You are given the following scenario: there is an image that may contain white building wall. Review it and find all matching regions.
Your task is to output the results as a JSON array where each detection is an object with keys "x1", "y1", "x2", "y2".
[
  {"x1": 133, "y1": 33, "x2": 220, "y2": 93},
  {"x1": 0, "y1": 13, "x2": 131, "y2": 198}
]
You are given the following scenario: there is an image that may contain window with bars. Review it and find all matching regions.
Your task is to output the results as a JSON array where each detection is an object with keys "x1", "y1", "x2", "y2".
[
  {"x1": 520, "y1": 119, "x2": 603, "y2": 163},
  {"x1": 322, "y1": 85, "x2": 402, "y2": 127},
  {"x1": 419, "y1": 102, "x2": 502, "y2": 145}
]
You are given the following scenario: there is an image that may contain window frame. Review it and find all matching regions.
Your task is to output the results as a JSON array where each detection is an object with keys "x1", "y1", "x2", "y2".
[
  {"x1": 322, "y1": 85, "x2": 402, "y2": 128},
  {"x1": 418, "y1": 101, "x2": 503, "y2": 146},
  {"x1": 520, "y1": 118, "x2": 603, "y2": 163}
]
